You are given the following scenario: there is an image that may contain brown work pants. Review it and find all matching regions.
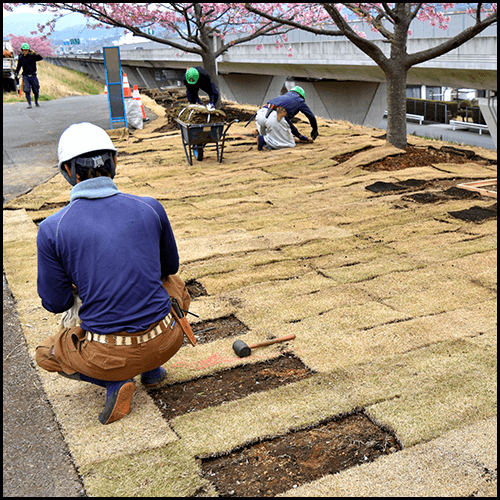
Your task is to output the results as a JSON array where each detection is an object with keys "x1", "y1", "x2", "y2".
[{"x1": 35, "y1": 275, "x2": 191, "y2": 381}]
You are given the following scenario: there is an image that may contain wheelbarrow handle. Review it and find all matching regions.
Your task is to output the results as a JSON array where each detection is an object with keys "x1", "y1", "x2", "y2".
[
  {"x1": 221, "y1": 119, "x2": 238, "y2": 142},
  {"x1": 218, "y1": 119, "x2": 239, "y2": 164},
  {"x1": 224, "y1": 118, "x2": 239, "y2": 134}
]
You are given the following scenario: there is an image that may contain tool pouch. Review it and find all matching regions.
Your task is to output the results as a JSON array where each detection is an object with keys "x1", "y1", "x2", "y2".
[
  {"x1": 276, "y1": 106, "x2": 287, "y2": 122},
  {"x1": 162, "y1": 274, "x2": 191, "y2": 312},
  {"x1": 162, "y1": 275, "x2": 195, "y2": 346}
]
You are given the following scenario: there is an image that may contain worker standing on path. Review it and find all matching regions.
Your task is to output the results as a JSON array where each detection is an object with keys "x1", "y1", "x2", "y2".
[
  {"x1": 183, "y1": 66, "x2": 219, "y2": 111},
  {"x1": 15, "y1": 43, "x2": 43, "y2": 109},
  {"x1": 35, "y1": 122, "x2": 192, "y2": 425},
  {"x1": 255, "y1": 86, "x2": 319, "y2": 150}
]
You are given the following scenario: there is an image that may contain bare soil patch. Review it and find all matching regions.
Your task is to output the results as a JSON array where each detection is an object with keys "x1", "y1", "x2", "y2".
[
  {"x1": 188, "y1": 314, "x2": 250, "y2": 346},
  {"x1": 148, "y1": 353, "x2": 402, "y2": 497},
  {"x1": 198, "y1": 410, "x2": 402, "y2": 497},
  {"x1": 358, "y1": 145, "x2": 495, "y2": 172},
  {"x1": 147, "y1": 352, "x2": 312, "y2": 420},
  {"x1": 448, "y1": 203, "x2": 497, "y2": 222}
]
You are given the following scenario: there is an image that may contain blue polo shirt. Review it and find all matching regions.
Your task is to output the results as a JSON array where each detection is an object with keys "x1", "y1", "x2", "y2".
[
  {"x1": 37, "y1": 177, "x2": 179, "y2": 334},
  {"x1": 268, "y1": 91, "x2": 318, "y2": 137}
]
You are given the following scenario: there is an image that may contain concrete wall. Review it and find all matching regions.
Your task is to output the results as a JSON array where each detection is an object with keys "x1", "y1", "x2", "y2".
[{"x1": 218, "y1": 74, "x2": 287, "y2": 106}]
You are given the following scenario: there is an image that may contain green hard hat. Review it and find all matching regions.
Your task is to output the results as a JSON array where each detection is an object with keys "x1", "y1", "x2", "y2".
[
  {"x1": 21, "y1": 43, "x2": 30, "y2": 50},
  {"x1": 291, "y1": 86, "x2": 305, "y2": 99},
  {"x1": 186, "y1": 67, "x2": 200, "y2": 84}
]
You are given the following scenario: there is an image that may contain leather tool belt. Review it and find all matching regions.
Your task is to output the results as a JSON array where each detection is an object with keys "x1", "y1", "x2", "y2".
[
  {"x1": 86, "y1": 313, "x2": 174, "y2": 346},
  {"x1": 263, "y1": 104, "x2": 287, "y2": 122}
]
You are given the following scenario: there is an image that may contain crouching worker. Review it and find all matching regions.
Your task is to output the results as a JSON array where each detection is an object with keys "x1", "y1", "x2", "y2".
[
  {"x1": 256, "y1": 86, "x2": 318, "y2": 151},
  {"x1": 35, "y1": 122, "x2": 191, "y2": 425}
]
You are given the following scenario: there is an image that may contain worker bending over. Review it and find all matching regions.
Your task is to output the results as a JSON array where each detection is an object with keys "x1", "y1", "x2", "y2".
[
  {"x1": 256, "y1": 86, "x2": 318, "y2": 150},
  {"x1": 184, "y1": 66, "x2": 219, "y2": 111}
]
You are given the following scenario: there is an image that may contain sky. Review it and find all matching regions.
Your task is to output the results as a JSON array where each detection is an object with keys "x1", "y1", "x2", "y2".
[{"x1": 3, "y1": 4, "x2": 89, "y2": 29}]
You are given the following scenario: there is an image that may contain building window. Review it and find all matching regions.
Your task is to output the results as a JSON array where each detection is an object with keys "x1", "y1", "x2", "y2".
[
  {"x1": 406, "y1": 86, "x2": 421, "y2": 99},
  {"x1": 426, "y1": 87, "x2": 443, "y2": 100}
]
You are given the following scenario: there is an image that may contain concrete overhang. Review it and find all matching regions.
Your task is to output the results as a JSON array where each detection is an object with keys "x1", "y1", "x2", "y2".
[
  {"x1": 54, "y1": 34, "x2": 497, "y2": 91},
  {"x1": 216, "y1": 61, "x2": 497, "y2": 91}
]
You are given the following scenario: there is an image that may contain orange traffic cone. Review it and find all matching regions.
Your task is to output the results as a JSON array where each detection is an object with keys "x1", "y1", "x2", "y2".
[
  {"x1": 18, "y1": 78, "x2": 23, "y2": 98},
  {"x1": 132, "y1": 84, "x2": 149, "y2": 122},
  {"x1": 104, "y1": 84, "x2": 107, "y2": 95},
  {"x1": 122, "y1": 73, "x2": 132, "y2": 98}
]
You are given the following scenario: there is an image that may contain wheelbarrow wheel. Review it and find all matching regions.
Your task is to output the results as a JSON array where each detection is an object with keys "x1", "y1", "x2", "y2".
[{"x1": 193, "y1": 145, "x2": 204, "y2": 161}]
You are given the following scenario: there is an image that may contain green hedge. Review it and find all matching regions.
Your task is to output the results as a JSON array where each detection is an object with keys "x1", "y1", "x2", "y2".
[
  {"x1": 406, "y1": 98, "x2": 485, "y2": 124},
  {"x1": 406, "y1": 98, "x2": 456, "y2": 123}
]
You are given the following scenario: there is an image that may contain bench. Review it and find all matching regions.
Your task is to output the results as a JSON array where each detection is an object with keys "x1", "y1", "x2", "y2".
[
  {"x1": 450, "y1": 120, "x2": 489, "y2": 135},
  {"x1": 384, "y1": 111, "x2": 424, "y2": 124}
]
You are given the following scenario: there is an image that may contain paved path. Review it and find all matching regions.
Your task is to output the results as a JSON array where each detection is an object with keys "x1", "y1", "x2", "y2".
[{"x1": 378, "y1": 117, "x2": 496, "y2": 150}]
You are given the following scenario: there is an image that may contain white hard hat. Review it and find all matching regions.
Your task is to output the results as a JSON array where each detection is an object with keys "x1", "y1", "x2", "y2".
[{"x1": 58, "y1": 122, "x2": 117, "y2": 184}]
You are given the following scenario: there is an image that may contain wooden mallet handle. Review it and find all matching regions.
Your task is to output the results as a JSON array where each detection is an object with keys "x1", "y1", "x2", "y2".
[{"x1": 249, "y1": 334, "x2": 296, "y2": 349}]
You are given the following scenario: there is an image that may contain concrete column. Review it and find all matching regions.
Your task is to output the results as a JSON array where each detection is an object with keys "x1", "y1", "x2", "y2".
[
  {"x1": 121, "y1": 66, "x2": 143, "y2": 88},
  {"x1": 478, "y1": 95, "x2": 497, "y2": 148},
  {"x1": 88, "y1": 62, "x2": 106, "y2": 81},
  {"x1": 300, "y1": 81, "x2": 387, "y2": 127},
  {"x1": 136, "y1": 68, "x2": 159, "y2": 89}
]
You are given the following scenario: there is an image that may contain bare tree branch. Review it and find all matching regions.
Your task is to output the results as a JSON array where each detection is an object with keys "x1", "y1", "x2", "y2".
[{"x1": 406, "y1": 11, "x2": 497, "y2": 67}]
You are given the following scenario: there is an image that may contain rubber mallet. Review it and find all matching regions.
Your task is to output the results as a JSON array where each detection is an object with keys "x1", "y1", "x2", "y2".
[{"x1": 232, "y1": 334, "x2": 296, "y2": 358}]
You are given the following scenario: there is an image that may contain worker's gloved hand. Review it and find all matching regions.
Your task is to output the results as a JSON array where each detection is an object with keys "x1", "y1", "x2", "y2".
[
  {"x1": 298, "y1": 134, "x2": 309, "y2": 142},
  {"x1": 206, "y1": 103, "x2": 215, "y2": 111},
  {"x1": 311, "y1": 128, "x2": 319, "y2": 140}
]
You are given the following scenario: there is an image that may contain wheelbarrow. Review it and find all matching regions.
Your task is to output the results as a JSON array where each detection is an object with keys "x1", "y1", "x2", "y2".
[{"x1": 175, "y1": 117, "x2": 238, "y2": 166}]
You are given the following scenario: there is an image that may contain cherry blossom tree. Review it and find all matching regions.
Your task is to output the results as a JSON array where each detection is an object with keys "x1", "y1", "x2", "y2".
[
  {"x1": 244, "y1": 3, "x2": 497, "y2": 149},
  {"x1": 7, "y1": 35, "x2": 56, "y2": 57},
  {"x1": 3, "y1": 3, "x2": 301, "y2": 108}
]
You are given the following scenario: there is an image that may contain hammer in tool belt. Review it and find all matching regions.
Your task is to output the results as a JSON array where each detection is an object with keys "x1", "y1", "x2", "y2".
[
  {"x1": 170, "y1": 297, "x2": 196, "y2": 346},
  {"x1": 232, "y1": 334, "x2": 296, "y2": 358}
]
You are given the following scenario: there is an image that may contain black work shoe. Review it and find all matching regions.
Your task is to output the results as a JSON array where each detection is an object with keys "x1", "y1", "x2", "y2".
[
  {"x1": 35, "y1": 103, "x2": 40, "y2": 107},
  {"x1": 98, "y1": 379, "x2": 136, "y2": 425},
  {"x1": 257, "y1": 135, "x2": 265, "y2": 151},
  {"x1": 27, "y1": 105, "x2": 32, "y2": 109}
]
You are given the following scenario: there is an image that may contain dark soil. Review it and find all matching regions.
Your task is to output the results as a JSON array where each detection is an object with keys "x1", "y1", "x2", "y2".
[
  {"x1": 148, "y1": 352, "x2": 312, "y2": 420},
  {"x1": 148, "y1": 351, "x2": 401, "y2": 497},
  {"x1": 148, "y1": 305, "x2": 402, "y2": 496},
  {"x1": 188, "y1": 314, "x2": 250, "y2": 346},
  {"x1": 198, "y1": 410, "x2": 401, "y2": 497},
  {"x1": 335, "y1": 144, "x2": 496, "y2": 172},
  {"x1": 365, "y1": 175, "x2": 497, "y2": 224},
  {"x1": 448, "y1": 203, "x2": 497, "y2": 222}
]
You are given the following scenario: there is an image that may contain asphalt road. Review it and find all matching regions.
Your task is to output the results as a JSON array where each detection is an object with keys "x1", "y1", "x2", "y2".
[{"x1": 3, "y1": 94, "x2": 122, "y2": 203}]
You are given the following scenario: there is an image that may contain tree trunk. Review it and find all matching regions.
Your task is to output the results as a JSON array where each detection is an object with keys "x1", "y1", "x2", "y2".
[
  {"x1": 200, "y1": 50, "x2": 221, "y2": 108},
  {"x1": 199, "y1": 25, "x2": 221, "y2": 109},
  {"x1": 385, "y1": 66, "x2": 409, "y2": 149},
  {"x1": 385, "y1": 5, "x2": 410, "y2": 150}
]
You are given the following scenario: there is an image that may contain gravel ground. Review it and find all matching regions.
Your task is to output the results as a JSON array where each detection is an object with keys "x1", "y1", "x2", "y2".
[{"x1": 3, "y1": 271, "x2": 86, "y2": 497}]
